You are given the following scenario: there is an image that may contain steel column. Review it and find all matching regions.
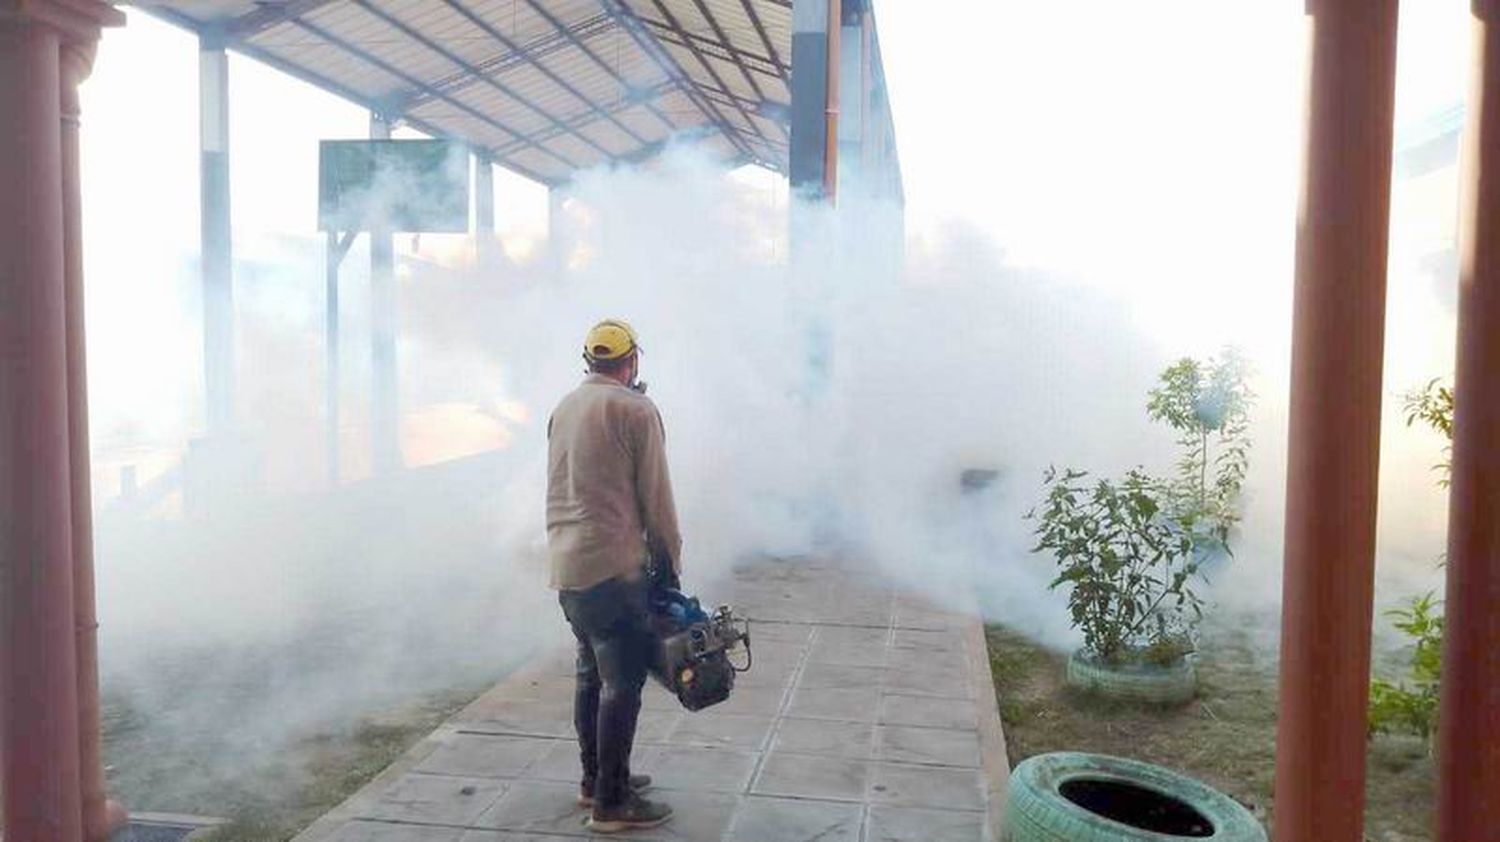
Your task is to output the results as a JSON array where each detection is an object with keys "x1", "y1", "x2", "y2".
[
  {"x1": 369, "y1": 113, "x2": 400, "y2": 474},
  {"x1": 199, "y1": 38, "x2": 234, "y2": 434},
  {"x1": 789, "y1": 0, "x2": 831, "y2": 198},
  {"x1": 475, "y1": 151, "x2": 497, "y2": 265},
  {"x1": 1273, "y1": 2, "x2": 1399, "y2": 840},
  {"x1": 59, "y1": 43, "x2": 128, "y2": 842},
  {"x1": 1437, "y1": 2, "x2": 1500, "y2": 838},
  {"x1": 0, "y1": 18, "x2": 84, "y2": 842}
]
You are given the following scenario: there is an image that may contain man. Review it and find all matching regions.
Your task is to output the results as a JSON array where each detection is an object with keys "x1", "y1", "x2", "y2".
[{"x1": 547, "y1": 319, "x2": 680, "y2": 833}]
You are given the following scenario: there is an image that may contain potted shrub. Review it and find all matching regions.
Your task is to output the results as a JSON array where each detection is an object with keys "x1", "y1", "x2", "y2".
[
  {"x1": 1029, "y1": 467, "x2": 1203, "y2": 704},
  {"x1": 1145, "y1": 349, "x2": 1254, "y2": 566}
]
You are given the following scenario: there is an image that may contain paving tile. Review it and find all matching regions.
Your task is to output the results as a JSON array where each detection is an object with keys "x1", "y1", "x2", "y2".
[
  {"x1": 891, "y1": 629, "x2": 965, "y2": 652},
  {"x1": 452, "y1": 700, "x2": 574, "y2": 738},
  {"x1": 865, "y1": 805, "x2": 986, "y2": 842},
  {"x1": 741, "y1": 622, "x2": 814, "y2": 646},
  {"x1": 416, "y1": 734, "x2": 556, "y2": 779},
  {"x1": 665, "y1": 713, "x2": 775, "y2": 752},
  {"x1": 633, "y1": 745, "x2": 759, "y2": 794},
  {"x1": 868, "y1": 763, "x2": 985, "y2": 810},
  {"x1": 634, "y1": 790, "x2": 739, "y2": 842},
  {"x1": 786, "y1": 687, "x2": 881, "y2": 723},
  {"x1": 326, "y1": 821, "x2": 464, "y2": 842},
  {"x1": 887, "y1": 647, "x2": 967, "y2": 676},
  {"x1": 724, "y1": 795, "x2": 863, "y2": 842},
  {"x1": 706, "y1": 684, "x2": 787, "y2": 717},
  {"x1": 353, "y1": 772, "x2": 507, "y2": 825},
  {"x1": 816, "y1": 627, "x2": 892, "y2": 648},
  {"x1": 473, "y1": 780, "x2": 592, "y2": 835},
  {"x1": 769, "y1": 718, "x2": 875, "y2": 760},
  {"x1": 796, "y1": 663, "x2": 885, "y2": 692},
  {"x1": 751, "y1": 752, "x2": 870, "y2": 802},
  {"x1": 523, "y1": 740, "x2": 585, "y2": 784},
  {"x1": 459, "y1": 832, "x2": 586, "y2": 842},
  {"x1": 808, "y1": 640, "x2": 889, "y2": 668},
  {"x1": 875, "y1": 726, "x2": 981, "y2": 768},
  {"x1": 879, "y1": 694, "x2": 977, "y2": 731},
  {"x1": 881, "y1": 663, "x2": 973, "y2": 699}
]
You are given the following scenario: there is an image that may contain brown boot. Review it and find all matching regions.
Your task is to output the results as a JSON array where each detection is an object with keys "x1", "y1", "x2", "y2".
[
  {"x1": 578, "y1": 774, "x2": 652, "y2": 808},
  {"x1": 588, "y1": 794, "x2": 673, "y2": 833}
]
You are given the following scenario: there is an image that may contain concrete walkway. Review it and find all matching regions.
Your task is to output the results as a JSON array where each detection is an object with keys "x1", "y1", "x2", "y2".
[{"x1": 292, "y1": 558, "x2": 1009, "y2": 842}]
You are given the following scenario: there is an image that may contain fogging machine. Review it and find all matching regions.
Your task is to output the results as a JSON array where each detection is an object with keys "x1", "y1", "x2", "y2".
[{"x1": 646, "y1": 559, "x2": 752, "y2": 712}]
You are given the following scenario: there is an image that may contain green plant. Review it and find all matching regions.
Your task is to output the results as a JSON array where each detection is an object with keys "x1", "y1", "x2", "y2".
[
  {"x1": 1368, "y1": 592, "x2": 1444, "y2": 742},
  {"x1": 1403, "y1": 378, "x2": 1455, "y2": 486},
  {"x1": 1029, "y1": 467, "x2": 1203, "y2": 665},
  {"x1": 1146, "y1": 349, "x2": 1254, "y2": 552},
  {"x1": 1368, "y1": 377, "x2": 1455, "y2": 744}
]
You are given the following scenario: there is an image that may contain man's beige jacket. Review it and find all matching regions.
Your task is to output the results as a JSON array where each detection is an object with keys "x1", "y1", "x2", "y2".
[{"x1": 546, "y1": 374, "x2": 682, "y2": 591}]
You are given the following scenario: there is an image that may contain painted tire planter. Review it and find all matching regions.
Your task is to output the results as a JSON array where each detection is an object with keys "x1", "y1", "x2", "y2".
[
  {"x1": 1002, "y1": 752, "x2": 1266, "y2": 842},
  {"x1": 1066, "y1": 650, "x2": 1196, "y2": 705}
]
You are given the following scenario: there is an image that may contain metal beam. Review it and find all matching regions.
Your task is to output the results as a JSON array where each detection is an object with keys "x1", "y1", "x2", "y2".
[
  {"x1": 200, "y1": 38, "x2": 234, "y2": 432},
  {"x1": 135, "y1": 2, "x2": 563, "y2": 186},
  {"x1": 368, "y1": 113, "x2": 399, "y2": 476},
  {"x1": 288, "y1": 15, "x2": 581, "y2": 172},
  {"x1": 413, "y1": 14, "x2": 616, "y2": 106},
  {"x1": 224, "y1": 0, "x2": 341, "y2": 42},
  {"x1": 517, "y1": 0, "x2": 680, "y2": 133},
  {"x1": 738, "y1": 0, "x2": 789, "y2": 84},
  {"x1": 598, "y1": 0, "x2": 756, "y2": 158},
  {"x1": 691, "y1": 0, "x2": 768, "y2": 101},
  {"x1": 645, "y1": 0, "x2": 774, "y2": 145},
  {"x1": 427, "y1": 0, "x2": 655, "y2": 153},
  {"x1": 351, "y1": 0, "x2": 619, "y2": 162},
  {"x1": 638, "y1": 14, "x2": 786, "y2": 82},
  {"x1": 494, "y1": 78, "x2": 676, "y2": 155}
]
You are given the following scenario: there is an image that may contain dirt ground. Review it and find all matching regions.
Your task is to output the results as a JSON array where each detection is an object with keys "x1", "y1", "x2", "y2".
[{"x1": 986, "y1": 620, "x2": 1435, "y2": 842}]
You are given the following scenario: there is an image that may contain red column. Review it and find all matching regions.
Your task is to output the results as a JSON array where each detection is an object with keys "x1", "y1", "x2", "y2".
[
  {"x1": 1437, "y1": 3, "x2": 1500, "y2": 838},
  {"x1": 0, "y1": 17, "x2": 86, "y2": 842},
  {"x1": 60, "y1": 42, "x2": 129, "y2": 842},
  {"x1": 1273, "y1": 2, "x2": 1400, "y2": 841}
]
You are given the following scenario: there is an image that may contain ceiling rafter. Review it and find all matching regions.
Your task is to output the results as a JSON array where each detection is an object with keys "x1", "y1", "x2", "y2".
[
  {"x1": 223, "y1": 0, "x2": 341, "y2": 42},
  {"x1": 494, "y1": 78, "x2": 677, "y2": 155},
  {"x1": 289, "y1": 15, "x2": 583, "y2": 172},
  {"x1": 644, "y1": 0, "x2": 774, "y2": 145},
  {"x1": 413, "y1": 13, "x2": 615, "y2": 106},
  {"x1": 432, "y1": 0, "x2": 656, "y2": 154},
  {"x1": 516, "y1": 0, "x2": 680, "y2": 134},
  {"x1": 351, "y1": 0, "x2": 619, "y2": 162},
  {"x1": 737, "y1": 0, "x2": 788, "y2": 85},
  {"x1": 597, "y1": 0, "x2": 757, "y2": 160},
  {"x1": 637, "y1": 15, "x2": 784, "y2": 80}
]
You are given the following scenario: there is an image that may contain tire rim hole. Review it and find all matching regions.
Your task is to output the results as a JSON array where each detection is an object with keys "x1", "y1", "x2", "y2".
[{"x1": 1058, "y1": 778, "x2": 1216, "y2": 837}]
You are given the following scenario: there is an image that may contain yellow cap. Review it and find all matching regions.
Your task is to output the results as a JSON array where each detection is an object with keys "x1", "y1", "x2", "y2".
[{"x1": 583, "y1": 319, "x2": 639, "y2": 362}]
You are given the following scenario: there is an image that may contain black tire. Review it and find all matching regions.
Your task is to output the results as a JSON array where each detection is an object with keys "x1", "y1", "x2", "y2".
[
  {"x1": 1002, "y1": 752, "x2": 1266, "y2": 841},
  {"x1": 1066, "y1": 650, "x2": 1196, "y2": 705}
]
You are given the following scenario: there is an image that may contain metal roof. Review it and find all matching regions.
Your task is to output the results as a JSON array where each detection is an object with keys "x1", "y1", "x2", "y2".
[{"x1": 134, "y1": 0, "x2": 836, "y2": 185}]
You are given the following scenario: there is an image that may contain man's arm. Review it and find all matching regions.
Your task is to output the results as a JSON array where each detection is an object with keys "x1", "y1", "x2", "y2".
[{"x1": 634, "y1": 404, "x2": 683, "y2": 575}]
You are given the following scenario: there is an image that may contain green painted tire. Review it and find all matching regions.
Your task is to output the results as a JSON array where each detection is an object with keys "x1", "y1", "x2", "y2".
[
  {"x1": 1002, "y1": 752, "x2": 1266, "y2": 841},
  {"x1": 1066, "y1": 650, "x2": 1196, "y2": 705}
]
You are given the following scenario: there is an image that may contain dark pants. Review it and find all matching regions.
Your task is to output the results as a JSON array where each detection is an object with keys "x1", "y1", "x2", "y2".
[{"x1": 558, "y1": 574, "x2": 655, "y2": 809}]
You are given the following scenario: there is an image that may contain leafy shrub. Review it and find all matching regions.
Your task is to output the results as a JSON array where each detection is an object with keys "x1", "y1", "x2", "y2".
[
  {"x1": 1368, "y1": 378, "x2": 1454, "y2": 743},
  {"x1": 1369, "y1": 592, "x2": 1444, "y2": 742},
  {"x1": 1029, "y1": 467, "x2": 1202, "y2": 665},
  {"x1": 1403, "y1": 378, "x2": 1454, "y2": 485},
  {"x1": 1146, "y1": 349, "x2": 1254, "y2": 553}
]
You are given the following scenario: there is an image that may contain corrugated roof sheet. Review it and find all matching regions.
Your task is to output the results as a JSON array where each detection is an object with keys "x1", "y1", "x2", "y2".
[{"x1": 136, "y1": 0, "x2": 866, "y2": 185}]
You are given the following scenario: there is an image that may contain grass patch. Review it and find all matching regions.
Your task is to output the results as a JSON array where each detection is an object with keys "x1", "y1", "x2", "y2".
[
  {"x1": 986, "y1": 620, "x2": 1435, "y2": 841},
  {"x1": 105, "y1": 684, "x2": 487, "y2": 842}
]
